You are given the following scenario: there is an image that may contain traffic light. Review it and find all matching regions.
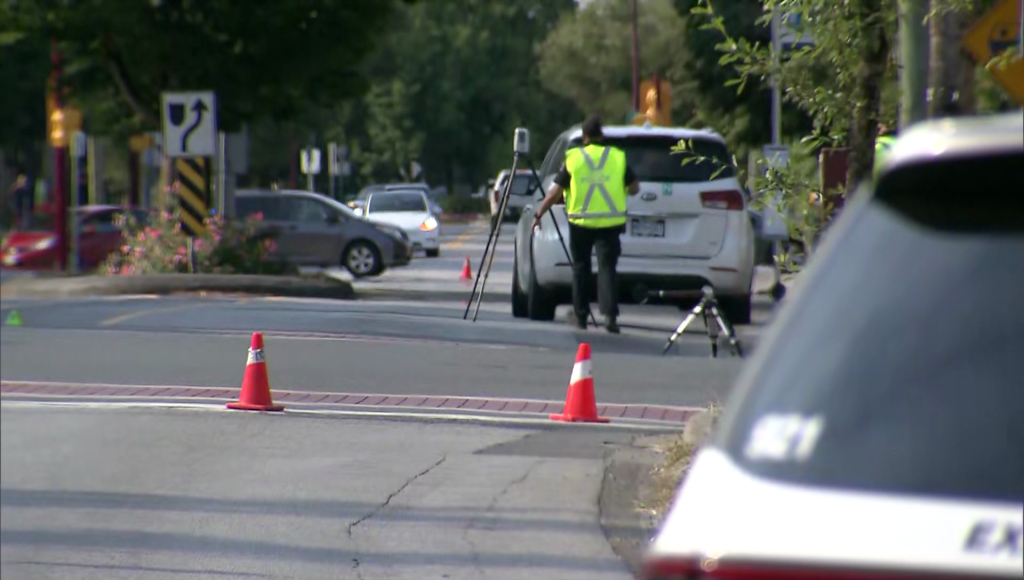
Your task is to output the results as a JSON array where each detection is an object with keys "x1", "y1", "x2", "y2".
[
  {"x1": 631, "y1": 77, "x2": 672, "y2": 126},
  {"x1": 46, "y1": 99, "x2": 83, "y2": 148}
]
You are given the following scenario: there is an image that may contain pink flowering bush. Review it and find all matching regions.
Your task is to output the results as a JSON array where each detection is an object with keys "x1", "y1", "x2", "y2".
[{"x1": 102, "y1": 207, "x2": 294, "y2": 276}]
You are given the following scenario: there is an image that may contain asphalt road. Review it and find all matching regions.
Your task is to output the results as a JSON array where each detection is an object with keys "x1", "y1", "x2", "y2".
[
  {"x1": 0, "y1": 218, "x2": 784, "y2": 577},
  {"x1": 0, "y1": 221, "x2": 778, "y2": 408},
  {"x1": 0, "y1": 403, "x2": 639, "y2": 580}
]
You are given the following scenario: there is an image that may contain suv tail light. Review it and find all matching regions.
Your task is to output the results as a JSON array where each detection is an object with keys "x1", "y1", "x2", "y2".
[
  {"x1": 643, "y1": 558, "x2": 985, "y2": 580},
  {"x1": 700, "y1": 190, "x2": 744, "y2": 211}
]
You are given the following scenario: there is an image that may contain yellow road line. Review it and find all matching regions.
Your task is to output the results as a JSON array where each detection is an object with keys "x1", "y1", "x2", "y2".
[{"x1": 99, "y1": 303, "x2": 212, "y2": 327}]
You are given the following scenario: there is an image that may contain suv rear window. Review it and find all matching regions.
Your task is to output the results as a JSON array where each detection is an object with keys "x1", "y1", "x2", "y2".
[
  {"x1": 568, "y1": 135, "x2": 736, "y2": 182},
  {"x1": 718, "y1": 151, "x2": 1024, "y2": 503}
]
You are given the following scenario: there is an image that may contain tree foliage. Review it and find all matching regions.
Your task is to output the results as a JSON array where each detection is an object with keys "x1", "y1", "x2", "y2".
[
  {"x1": 537, "y1": 0, "x2": 690, "y2": 123},
  {"x1": 5, "y1": 0, "x2": 410, "y2": 137}
]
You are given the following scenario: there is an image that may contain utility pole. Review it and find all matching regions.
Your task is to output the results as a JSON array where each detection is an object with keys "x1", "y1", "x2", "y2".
[
  {"x1": 631, "y1": 0, "x2": 640, "y2": 112},
  {"x1": 770, "y1": 10, "x2": 782, "y2": 145},
  {"x1": 50, "y1": 39, "x2": 68, "y2": 272},
  {"x1": 898, "y1": 0, "x2": 929, "y2": 129}
]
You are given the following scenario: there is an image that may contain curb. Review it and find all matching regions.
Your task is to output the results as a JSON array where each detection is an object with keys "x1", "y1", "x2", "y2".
[{"x1": 0, "y1": 273, "x2": 355, "y2": 300}]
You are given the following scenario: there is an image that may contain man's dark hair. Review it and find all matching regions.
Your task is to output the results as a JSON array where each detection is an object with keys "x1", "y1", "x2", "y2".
[{"x1": 582, "y1": 114, "x2": 603, "y2": 139}]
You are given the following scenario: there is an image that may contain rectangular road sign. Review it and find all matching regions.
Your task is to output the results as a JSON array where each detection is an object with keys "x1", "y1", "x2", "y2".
[
  {"x1": 301, "y1": 148, "x2": 321, "y2": 175},
  {"x1": 161, "y1": 91, "x2": 218, "y2": 157},
  {"x1": 962, "y1": 0, "x2": 1024, "y2": 105},
  {"x1": 175, "y1": 157, "x2": 211, "y2": 237}
]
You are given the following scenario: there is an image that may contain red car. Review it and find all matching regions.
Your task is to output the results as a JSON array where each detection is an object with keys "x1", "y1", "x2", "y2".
[{"x1": 1, "y1": 205, "x2": 146, "y2": 272}]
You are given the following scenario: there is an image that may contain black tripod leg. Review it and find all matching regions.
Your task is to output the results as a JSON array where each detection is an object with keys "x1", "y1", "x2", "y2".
[
  {"x1": 524, "y1": 162, "x2": 599, "y2": 328},
  {"x1": 663, "y1": 303, "x2": 703, "y2": 355},
  {"x1": 464, "y1": 156, "x2": 519, "y2": 320},
  {"x1": 701, "y1": 307, "x2": 719, "y2": 358},
  {"x1": 709, "y1": 304, "x2": 743, "y2": 357}
]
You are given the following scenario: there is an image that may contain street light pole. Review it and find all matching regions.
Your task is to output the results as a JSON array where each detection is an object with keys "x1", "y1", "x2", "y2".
[{"x1": 631, "y1": 0, "x2": 640, "y2": 112}]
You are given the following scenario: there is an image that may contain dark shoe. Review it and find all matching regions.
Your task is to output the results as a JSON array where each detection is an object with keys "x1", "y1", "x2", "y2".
[
  {"x1": 606, "y1": 318, "x2": 620, "y2": 334},
  {"x1": 567, "y1": 310, "x2": 588, "y2": 330}
]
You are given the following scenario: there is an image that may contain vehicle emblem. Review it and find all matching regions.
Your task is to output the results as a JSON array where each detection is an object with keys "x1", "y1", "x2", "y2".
[{"x1": 641, "y1": 192, "x2": 657, "y2": 202}]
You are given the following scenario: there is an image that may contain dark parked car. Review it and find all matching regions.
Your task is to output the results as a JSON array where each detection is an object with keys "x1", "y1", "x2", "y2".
[{"x1": 235, "y1": 189, "x2": 412, "y2": 277}]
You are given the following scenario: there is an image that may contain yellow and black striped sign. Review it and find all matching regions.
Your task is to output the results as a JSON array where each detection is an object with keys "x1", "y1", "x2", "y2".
[{"x1": 174, "y1": 157, "x2": 211, "y2": 237}]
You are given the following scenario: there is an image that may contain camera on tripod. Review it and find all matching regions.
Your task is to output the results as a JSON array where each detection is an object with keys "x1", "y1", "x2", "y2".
[{"x1": 513, "y1": 127, "x2": 530, "y2": 156}]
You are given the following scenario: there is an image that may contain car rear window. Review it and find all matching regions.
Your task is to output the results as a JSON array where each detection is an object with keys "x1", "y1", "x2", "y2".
[
  {"x1": 718, "y1": 150, "x2": 1024, "y2": 503},
  {"x1": 568, "y1": 135, "x2": 736, "y2": 182},
  {"x1": 368, "y1": 192, "x2": 427, "y2": 213}
]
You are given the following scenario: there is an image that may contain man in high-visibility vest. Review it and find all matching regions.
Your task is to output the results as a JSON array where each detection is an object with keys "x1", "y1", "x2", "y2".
[
  {"x1": 874, "y1": 123, "x2": 897, "y2": 176},
  {"x1": 531, "y1": 115, "x2": 640, "y2": 333}
]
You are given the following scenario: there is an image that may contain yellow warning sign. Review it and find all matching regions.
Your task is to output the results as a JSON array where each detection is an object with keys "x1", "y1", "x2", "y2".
[{"x1": 962, "y1": 0, "x2": 1024, "y2": 104}]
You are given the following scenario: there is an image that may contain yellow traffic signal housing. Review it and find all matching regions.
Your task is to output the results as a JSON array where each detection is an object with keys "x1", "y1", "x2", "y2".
[
  {"x1": 46, "y1": 93, "x2": 83, "y2": 148},
  {"x1": 631, "y1": 77, "x2": 672, "y2": 126}
]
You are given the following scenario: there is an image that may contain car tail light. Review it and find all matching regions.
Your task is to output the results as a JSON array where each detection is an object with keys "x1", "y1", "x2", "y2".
[
  {"x1": 643, "y1": 557, "x2": 984, "y2": 580},
  {"x1": 700, "y1": 190, "x2": 744, "y2": 211}
]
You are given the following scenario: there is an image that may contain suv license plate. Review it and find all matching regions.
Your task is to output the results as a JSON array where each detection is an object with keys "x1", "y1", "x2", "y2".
[{"x1": 631, "y1": 218, "x2": 665, "y2": 238}]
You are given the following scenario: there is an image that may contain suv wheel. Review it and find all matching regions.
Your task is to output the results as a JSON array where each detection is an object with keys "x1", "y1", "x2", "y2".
[
  {"x1": 511, "y1": 250, "x2": 528, "y2": 318},
  {"x1": 719, "y1": 294, "x2": 752, "y2": 325},
  {"x1": 343, "y1": 241, "x2": 382, "y2": 278}
]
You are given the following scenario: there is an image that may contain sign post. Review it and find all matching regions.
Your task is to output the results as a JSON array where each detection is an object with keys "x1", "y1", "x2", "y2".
[
  {"x1": 301, "y1": 148, "x2": 321, "y2": 192},
  {"x1": 161, "y1": 90, "x2": 217, "y2": 273}
]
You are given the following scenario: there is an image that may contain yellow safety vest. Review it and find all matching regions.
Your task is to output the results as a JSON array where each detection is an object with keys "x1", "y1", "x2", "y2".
[
  {"x1": 874, "y1": 134, "x2": 896, "y2": 176},
  {"x1": 564, "y1": 144, "x2": 628, "y2": 228}
]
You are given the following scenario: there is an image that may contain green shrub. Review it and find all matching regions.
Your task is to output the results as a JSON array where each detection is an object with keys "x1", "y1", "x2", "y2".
[{"x1": 102, "y1": 207, "x2": 295, "y2": 276}]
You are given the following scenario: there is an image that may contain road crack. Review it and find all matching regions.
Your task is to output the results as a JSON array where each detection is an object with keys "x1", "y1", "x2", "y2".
[
  {"x1": 348, "y1": 454, "x2": 447, "y2": 535},
  {"x1": 462, "y1": 459, "x2": 543, "y2": 577},
  {"x1": 346, "y1": 454, "x2": 447, "y2": 579}
]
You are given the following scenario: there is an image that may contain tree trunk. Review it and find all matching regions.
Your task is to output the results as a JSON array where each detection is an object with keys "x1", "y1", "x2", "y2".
[
  {"x1": 928, "y1": 7, "x2": 976, "y2": 117},
  {"x1": 847, "y1": 0, "x2": 891, "y2": 194}
]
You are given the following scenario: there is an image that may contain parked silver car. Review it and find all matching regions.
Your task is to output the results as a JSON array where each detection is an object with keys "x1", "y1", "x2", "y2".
[{"x1": 235, "y1": 189, "x2": 412, "y2": 277}]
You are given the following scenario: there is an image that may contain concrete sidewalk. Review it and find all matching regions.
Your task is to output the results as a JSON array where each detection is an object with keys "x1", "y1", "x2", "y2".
[{"x1": 1, "y1": 403, "x2": 641, "y2": 580}]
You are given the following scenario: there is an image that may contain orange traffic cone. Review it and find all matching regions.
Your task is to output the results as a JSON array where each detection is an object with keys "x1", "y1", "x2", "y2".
[
  {"x1": 550, "y1": 342, "x2": 608, "y2": 423},
  {"x1": 460, "y1": 257, "x2": 473, "y2": 280},
  {"x1": 227, "y1": 332, "x2": 285, "y2": 412}
]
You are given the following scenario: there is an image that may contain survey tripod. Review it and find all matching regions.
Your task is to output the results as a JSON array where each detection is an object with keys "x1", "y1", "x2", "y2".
[
  {"x1": 661, "y1": 286, "x2": 744, "y2": 358},
  {"x1": 462, "y1": 150, "x2": 599, "y2": 328}
]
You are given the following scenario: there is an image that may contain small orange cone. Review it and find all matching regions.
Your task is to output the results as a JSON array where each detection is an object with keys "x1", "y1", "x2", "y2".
[
  {"x1": 551, "y1": 342, "x2": 608, "y2": 423},
  {"x1": 460, "y1": 257, "x2": 473, "y2": 280},
  {"x1": 227, "y1": 332, "x2": 285, "y2": 412}
]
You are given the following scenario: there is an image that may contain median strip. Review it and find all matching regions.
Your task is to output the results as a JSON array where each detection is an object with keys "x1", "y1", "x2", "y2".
[{"x1": 0, "y1": 380, "x2": 702, "y2": 425}]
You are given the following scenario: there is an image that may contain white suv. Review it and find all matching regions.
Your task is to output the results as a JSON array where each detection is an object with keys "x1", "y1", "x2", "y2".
[{"x1": 511, "y1": 124, "x2": 756, "y2": 323}]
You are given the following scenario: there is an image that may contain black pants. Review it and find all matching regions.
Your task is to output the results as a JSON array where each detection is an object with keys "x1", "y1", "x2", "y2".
[{"x1": 568, "y1": 222, "x2": 623, "y2": 322}]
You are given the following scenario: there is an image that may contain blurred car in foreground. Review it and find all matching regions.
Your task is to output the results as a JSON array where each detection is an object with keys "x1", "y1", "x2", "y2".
[
  {"x1": 642, "y1": 113, "x2": 1024, "y2": 579},
  {"x1": 1, "y1": 205, "x2": 146, "y2": 271},
  {"x1": 236, "y1": 189, "x2": 411, "y2": 277},
  {"x1": 356, "y1": 189, "x2": 441, "y2": 257}
]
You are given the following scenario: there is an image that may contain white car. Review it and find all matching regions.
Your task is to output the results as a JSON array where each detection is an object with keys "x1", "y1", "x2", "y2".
[
  {"x1": 641, "y1": 113, "x2": 1024, "y2": 580},
  {"x1": 512, "y1": 124, "x2": 755, "y2": 323},
  {"x1": 357, "y1": 189, "x2": 441, "y2": 257},
  {"x1": 490, "y1": 169, "x2": 540, "y2": 223}
]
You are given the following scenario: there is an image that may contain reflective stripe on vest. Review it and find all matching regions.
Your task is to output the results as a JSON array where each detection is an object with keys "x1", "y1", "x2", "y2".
[{"x1": 565, "y1": 145, "x2": 627, "y2": 227}]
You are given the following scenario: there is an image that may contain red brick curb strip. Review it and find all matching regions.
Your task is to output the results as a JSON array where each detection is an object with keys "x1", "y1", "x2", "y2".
[{"x1": 0, "y1": 380, "x2": 701, "y2": 424}]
